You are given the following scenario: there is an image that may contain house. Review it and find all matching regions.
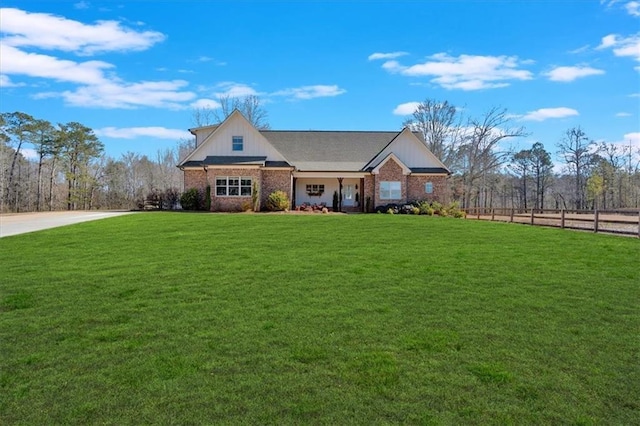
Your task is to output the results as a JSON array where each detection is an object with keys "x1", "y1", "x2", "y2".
[{"x1": 178, "y1": 110, "x2": 450, "y2": 212}]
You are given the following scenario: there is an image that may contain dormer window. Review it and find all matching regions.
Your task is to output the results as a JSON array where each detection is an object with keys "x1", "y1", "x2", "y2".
[{"x1": 232, "y1": 136, "x2": 243, "y2": 151}]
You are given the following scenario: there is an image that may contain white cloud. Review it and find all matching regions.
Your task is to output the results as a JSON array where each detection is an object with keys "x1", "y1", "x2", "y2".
[
  {"x1": 213, "y1": 82, "x2": 259, "y2": 98},
  {"x1": 597, "y1": 33, "x2": 640, "y2": 64},
  {"x1": 19, "y1": 147, "x2": 38, "y2": 160},
  {"x1": 615, "y1": 112, "x2": 632, "y2": 117},
  {"x1": 626, "y1": 1, "x2": 640, "y2": 16},
  {"x1": 74, "y1": 1, "x2": 90, "y2": 10},
  {"x1": 612, "y1": 132, "x2": 640, "y2": 151},
  {"x1": 191, "y1": 98, "x2": 221, "y2": 109},
  {"x1": 393, "y1": 102, "x2": 420, "y2": 115},
  {"x1": 625, "y1": 132, "x2": 640, "y2": 147},
  {"x1": 54, "y1": 80, "x2": 195, "y2": 109},
  {"x1": 272, "y1": 84, "x2": 346, "y2": 99},
  {"x1": 0, "y1": 74, "x2": 25, "y2": 87},
  {"x1": 95, "y1": 126, "x2": 192, "y2": 140},
  {"x1": 7, "y1": 46, "x2": 196, "y2": 109},
  {"x1": 544, "y1": 65, "x2": 605, "y2": 82},
  {"x1": 520, "y1": 107, "x2": 579, "y2": 121},
  {"x1": 0, "y1": 7, "x2": 165, "y2": 55},
  {"x1": 568, "y1": 45, "x2": 591, "y2": 54},
  {"x1": 380, "y1": 53, "x2": 533, "y2": 90},
  {"x1": 368, "y1": 51, "x2": 408, "y2": 61},
  {"x1": 1, "y1": 44, "x2": 112, "y2": 85},
  {"x1": 0, "y1": 14, "x2": 195, "y2": 110}
]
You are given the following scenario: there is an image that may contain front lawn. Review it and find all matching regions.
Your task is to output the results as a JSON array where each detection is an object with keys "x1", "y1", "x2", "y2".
[{"x1": 1, "y1": 213, "x2": 638, "y2": 424}]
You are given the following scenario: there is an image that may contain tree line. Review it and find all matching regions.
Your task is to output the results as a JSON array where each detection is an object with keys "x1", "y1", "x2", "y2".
[
  {"x1": 403, "y1": 99, "x2": 640, "y2": 211},
  {"x1": 2, "y1": 99, "x2": 639, "y2": 213},
  {"x1": 0, "y1": 111, "x2": 188, "y2": 212}
]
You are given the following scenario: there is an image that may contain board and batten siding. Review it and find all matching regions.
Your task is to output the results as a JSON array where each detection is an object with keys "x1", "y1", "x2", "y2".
[
  {"x1": 369, "y1": 130, "x2": 445, "y2": 169},
  {"x1": 191, "y1": 113, "x2": 287, "y2": 162}
]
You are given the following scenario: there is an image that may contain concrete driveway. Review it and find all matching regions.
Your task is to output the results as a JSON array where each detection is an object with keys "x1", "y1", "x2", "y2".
[{"x1": 0, "y1": 211, "x2": 135, "y2": 238}]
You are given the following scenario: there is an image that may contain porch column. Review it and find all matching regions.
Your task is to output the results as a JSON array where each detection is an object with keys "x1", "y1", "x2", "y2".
[
  {"x1": 292, "y1": 176, "x2": 297, "y2": 208},
  {"x1": 359, "y1": 178, "x2": 365, "y2": 212},
  {"x1": 338, "y1": 177, "x2": 343, "y2": 212}
]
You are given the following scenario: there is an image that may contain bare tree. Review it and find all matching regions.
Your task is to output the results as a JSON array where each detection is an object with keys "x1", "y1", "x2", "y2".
[
  {"x1": 458, "y1": 107, "x2": 527, "y2": 208},
  {"x1": 557, "y1": 127, "x2": 595, "y2": 210},
  {"x1": 192, "y1": 95, "x2": 270, "y2": 129},
  {"x1": 402, "y1": 99, "x2": 463, "y2": 167}
]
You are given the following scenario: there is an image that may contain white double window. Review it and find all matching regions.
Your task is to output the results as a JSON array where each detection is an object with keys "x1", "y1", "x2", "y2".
[
  {"x1": 216, "y1": 177, "x2": 252, "y2": 196},
  {"x1": 380, "y1": 181, "x2": 401, "y2": 200}
]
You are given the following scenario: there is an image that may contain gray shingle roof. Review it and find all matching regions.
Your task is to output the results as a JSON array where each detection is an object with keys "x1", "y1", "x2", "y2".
[
  {"x1": 179, "y1": 129, "x2": 448, "y2": 174},
  {"x1": 261, "y1": 131, "x2": 402, "y2": 171}
]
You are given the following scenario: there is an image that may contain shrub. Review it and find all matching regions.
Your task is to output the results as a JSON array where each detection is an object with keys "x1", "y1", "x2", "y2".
[
  {"x1": 266, "y1": 190, "x2": 290, "y2": 211},
  {"x1": 162, "y1": 188, "x2": 180, "y2": 210},
  {"x1": 386, "y1": 208, "x2": 395, "y2": 215},
  {"x1": 241, "y1": 200, "x2": 253, "y2": 211},
  {"x1": 431, "y1": 201, "x2": 444, "y2": 215},
  {"x1": 447, "y1": 202, "x2": 465, "y2": 218},
  {"x1": 180, "y1": 188, "x2": 203, "y2": 211},
  {"x1": 411, "y1": 206, "x2": 420, "y2": 215}
]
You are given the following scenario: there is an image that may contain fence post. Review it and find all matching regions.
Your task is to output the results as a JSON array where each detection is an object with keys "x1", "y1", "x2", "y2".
[
  {"x1": 477, "y1": 208, "x2": 480, "y2": 220},
  {"x1": 530, "y1": 208, "x2": 534, "y2": 225},
  {"x1": 594, "y1": 209, "x2": 599, "y2": 233},
  {"x1": 637, "y1": 210, "x2": 640, "y2": 238},
  {"x1": 561, "y1": 209, "x2": 565, "y2": 229},
  {"x1": 491, "y1": 209, "x2": 495, "y2": 221},
  {"x1": 510, "y1": 208, "x2": 514, "y2": 223}
]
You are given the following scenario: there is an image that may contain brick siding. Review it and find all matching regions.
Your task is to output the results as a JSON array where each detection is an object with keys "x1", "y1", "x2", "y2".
[
  {"x1": 374, "y1": 158, "x2": 407, "y2": 207},
  {"x1": 261, "y1": 170, "x2": 292, "y2": 210},
  {"x1": 184, "y1": 170, "x2": 207, "y2": 192},
  {"x1": 407, "y1": 175, "x2": 449, "y2": 203},
  {"x1": 363, "y1": 175, "x2": 375, "y2": 212}
]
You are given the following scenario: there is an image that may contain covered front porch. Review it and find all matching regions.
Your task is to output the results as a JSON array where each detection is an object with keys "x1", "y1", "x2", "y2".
[{"x1": 292, "y1": 172, "x2": 367, "y2": 212}]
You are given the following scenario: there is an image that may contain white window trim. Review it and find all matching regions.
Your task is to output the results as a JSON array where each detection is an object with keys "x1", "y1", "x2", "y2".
[
  {"x1": 305, "y1": 184, "x2": 325, "y2": 196},
  {"x1": 380, "y1": 181, "x2": 401, "y2": 200},
  {"x1": 215, "y1": 176, "x2": 252, "y2": 197},
  {"x1": 232, "y1": 136, "x2": 243, "y2": 151},
  {"x1": 425, "y1": 182, "x2": 434, "y2": 194}
]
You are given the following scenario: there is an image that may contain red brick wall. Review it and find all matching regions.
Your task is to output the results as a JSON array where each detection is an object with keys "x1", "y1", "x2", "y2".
[
  {"x1": 374, "y1": 158, "x2": 407, "y2": 207},
  {"x1": 363, "y1": 175, "x2": 375, "y2": 212},
  {"x1": 407, "y1": 175, "x2": 449, "y2": 203},
  {"x1": 209, "y1": 168, "x2": 261, "y2": 212},
  {"x1": 184, "y1": 169, "x2": 207, "y2": 192},
  {"x1": 261, "y1": 170, "x2": 292, "y2": 210}
]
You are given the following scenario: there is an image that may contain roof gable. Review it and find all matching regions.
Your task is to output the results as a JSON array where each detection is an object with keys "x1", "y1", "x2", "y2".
[
  {"x1": 365, "y1": 127, "x2": 450, "y2": 173},
  {"x1": 179, "y1": 110, "x2": 288, "y2": 166},
  {"x1": 371, "y1": 153, "x2": 412, "y2": 175}
]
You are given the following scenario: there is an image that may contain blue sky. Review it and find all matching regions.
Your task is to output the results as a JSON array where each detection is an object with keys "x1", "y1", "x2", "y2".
[{"x1": 1, "y1": 0, "x2": 639, "y2": 163}]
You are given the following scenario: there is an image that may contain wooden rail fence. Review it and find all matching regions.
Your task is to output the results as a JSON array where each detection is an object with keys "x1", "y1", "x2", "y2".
[{"x1": 464, "y1": 208, "x2": 640, "y2": 238}]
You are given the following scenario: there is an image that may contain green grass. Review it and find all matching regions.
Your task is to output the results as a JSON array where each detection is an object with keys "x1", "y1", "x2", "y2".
[{"x1": 1, "y1": 213, "x2": 639, "y2": 424}]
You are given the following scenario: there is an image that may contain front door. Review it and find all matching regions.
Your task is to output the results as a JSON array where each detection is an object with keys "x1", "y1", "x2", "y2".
[{"x1": 343, "y1": 184, "x2": 354, "y2": 207}]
